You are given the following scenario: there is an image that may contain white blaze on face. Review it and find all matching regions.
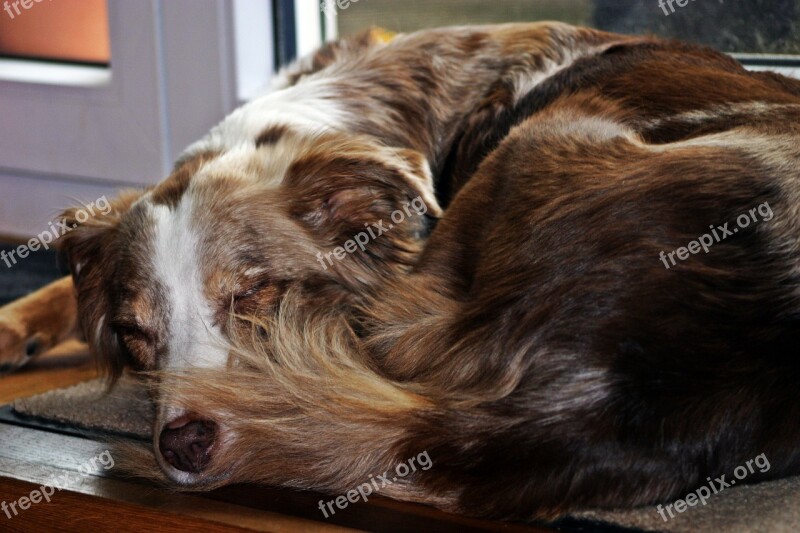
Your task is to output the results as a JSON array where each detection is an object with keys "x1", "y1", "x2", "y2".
[{"x1": 150, "y1": 198, "x2": 230, "y2": 371}]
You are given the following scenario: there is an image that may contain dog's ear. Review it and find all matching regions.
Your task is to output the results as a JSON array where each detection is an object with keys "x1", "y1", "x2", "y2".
[
  {"x1": 287, "y1": 144, "x2": 441, "y2": 232},
  {"x1": 285, "y1": 142, "x2": 442, "y2": 284},
  {"x1": 57, "y1": 190, "x2": 145, "y2": 380},
  {"x1": 58, "y1": 190, "x2": 143, "y2": 284}
]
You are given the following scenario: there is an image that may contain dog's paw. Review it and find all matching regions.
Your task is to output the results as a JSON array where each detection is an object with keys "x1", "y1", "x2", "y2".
[
  {"x1": 0, "y1": 318, "x2": 42, "y2": 375},
  {"x1": 0, "y1": 277, "x2": 78, "y2": 375}
]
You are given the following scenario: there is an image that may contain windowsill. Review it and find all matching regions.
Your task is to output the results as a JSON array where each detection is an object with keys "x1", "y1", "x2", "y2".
[
  {"x1": 0, "y1": 58, "x2": 111, "y2": 87},
  {"x1": 744, "y1": 64, "x2": 800, "y2": 79},
  {"x1": 735, "y1": 54, "x2": 800, "y2": 79}
]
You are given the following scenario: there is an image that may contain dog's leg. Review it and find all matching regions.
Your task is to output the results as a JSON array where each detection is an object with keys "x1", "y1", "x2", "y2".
[{"x1": 0, "y1": 276, "x2": 78, "y2": 374}]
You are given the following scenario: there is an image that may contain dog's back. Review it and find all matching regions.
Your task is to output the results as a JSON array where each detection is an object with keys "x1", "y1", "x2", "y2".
[
  {"x1": 4, "y1": 25, "x2": 800, "y2": 522},
  {"x1": 364, "y1": 40, "x2": 800, "y2": 518},
  {"x1": 147, "y1": 35, "x2": 800, "y2": 521}
]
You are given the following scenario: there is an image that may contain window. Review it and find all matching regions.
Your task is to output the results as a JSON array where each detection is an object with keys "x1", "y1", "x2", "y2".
[
  {"x1": 335, "y1": 0, "x2": 590, "y2": 35},
  {"x1": 332, "y1": 0, "x2": 800, "y2": 57},
  {"x1": 0, "y1": 0, "x2": 110, "y2": 65},
  {"x1": 592, "y1": 0, "x2": 800, "y2": 56}
]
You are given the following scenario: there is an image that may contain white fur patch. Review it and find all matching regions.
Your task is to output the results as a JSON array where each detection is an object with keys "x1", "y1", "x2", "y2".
[
  {"x1": 184, "y1": 79, "x2": 350, "y2": 157},
  {"x1": 150, "y1": 199, "x2": 230, "y2": 371}
]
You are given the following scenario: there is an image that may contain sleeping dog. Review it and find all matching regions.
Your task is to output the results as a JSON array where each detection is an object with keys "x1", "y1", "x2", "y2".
[
  {"x1": 4, "y1": 22, "x2": 800, "y2": 520},
  {"x1": 0, "y1": 23, "x2": 634, "y2": 488},
  {"x1": 113, "y1": 30, "x2": 800, "y2": 520}
]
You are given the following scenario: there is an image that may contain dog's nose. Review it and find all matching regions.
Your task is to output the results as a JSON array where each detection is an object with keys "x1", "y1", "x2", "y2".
[{"x1": 158, "y1": 418, "x2": 217, "y2": 473}]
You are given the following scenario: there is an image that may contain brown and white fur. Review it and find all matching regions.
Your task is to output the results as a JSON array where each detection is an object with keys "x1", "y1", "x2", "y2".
[
  {"x1": 6, "y1": 23, "x2": 800, "y2": 520},
  {"x1": 0, "y1": 22, "x2": 622, "y2": 371},
  {"x1": 149, "y1": 35, "x2": 800, "y2": 520},
  {"x1": 0, "y1": 24, "x2": 636, "y2": 489}
]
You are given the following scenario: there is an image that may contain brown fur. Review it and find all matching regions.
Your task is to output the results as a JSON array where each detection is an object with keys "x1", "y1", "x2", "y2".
[
  {"x1": 5, "y1": 24, "x2": 800, "y2": 522},
  {"x1": 135, "y1": 36, "x2": 800, "y2": 521}
]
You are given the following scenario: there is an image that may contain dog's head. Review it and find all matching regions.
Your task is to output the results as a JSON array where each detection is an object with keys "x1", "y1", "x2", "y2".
[{"x1": 57, "y1": 129, "x2": 439, "y2": 485}]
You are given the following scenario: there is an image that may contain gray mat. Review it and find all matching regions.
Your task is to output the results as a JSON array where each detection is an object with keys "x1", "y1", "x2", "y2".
[
  {"x1": 11, "y1": 377, "x2": 800, "y2": 532},
  {"x1": 12, "y1": 375, "x2": 153, "y2": 439}
]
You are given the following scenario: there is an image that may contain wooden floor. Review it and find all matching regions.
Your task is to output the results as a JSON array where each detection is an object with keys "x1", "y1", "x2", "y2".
[{"x1": 0, "y1": 342, "x2": 554, "y2": 532}]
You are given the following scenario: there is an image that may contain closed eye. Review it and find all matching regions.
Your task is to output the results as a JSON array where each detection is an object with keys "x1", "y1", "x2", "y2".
[
  {"x1": 112, "y1": 322, "x2": 156, "y2": 369},
  {"x1": 233, "y1": 278, "x2": 272, "y2": 301},
  {"x1": 113, "y1": 321, "x2": 154, "y2": 341}
]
